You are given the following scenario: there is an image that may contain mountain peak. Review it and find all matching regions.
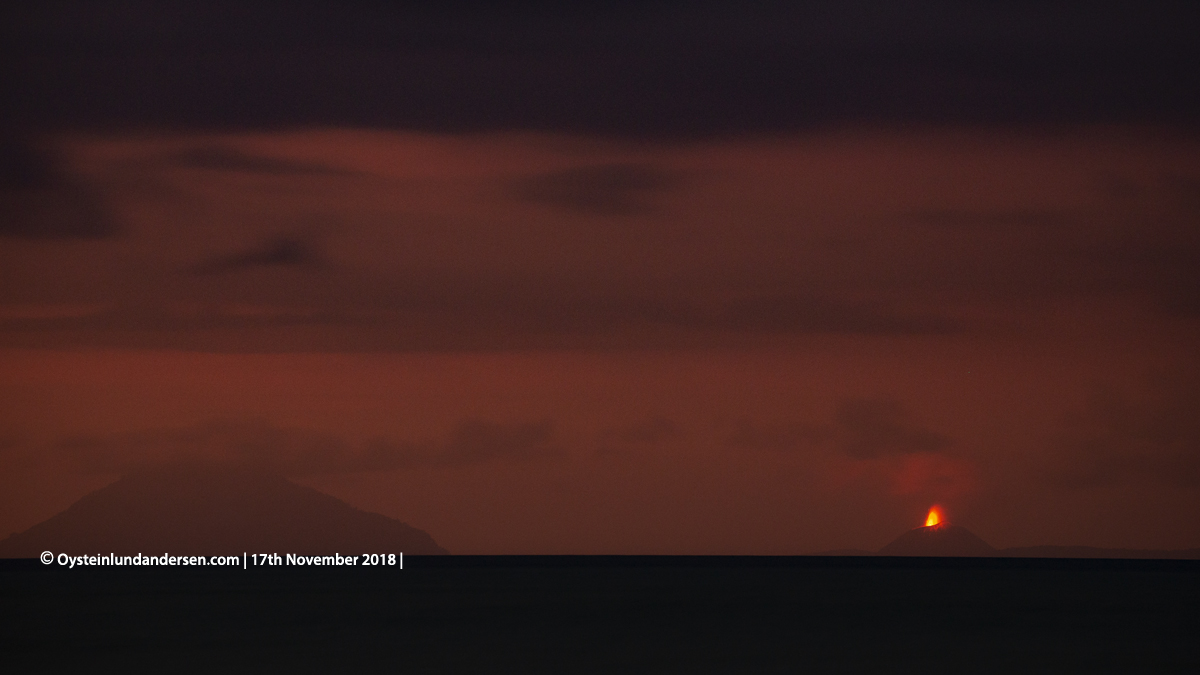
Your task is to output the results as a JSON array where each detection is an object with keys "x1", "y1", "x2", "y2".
[
  {"x1": 878, "y1": 522, "x2": 996, "y2": 557},
  {"x1": 0, "y1": 465, "x2": 447, "y2": 557}
]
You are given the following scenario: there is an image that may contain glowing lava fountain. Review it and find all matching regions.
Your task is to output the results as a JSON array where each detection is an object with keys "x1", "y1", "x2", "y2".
[{"x1": 925, "y1": 506, "x2": 944, "y2": 528}]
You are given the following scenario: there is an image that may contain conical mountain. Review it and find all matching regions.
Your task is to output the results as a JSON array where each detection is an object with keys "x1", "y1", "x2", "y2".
[
  {"x1": 0, "y1": 464, "x2": 447, "y2": 557},
  {"x1": 878, "y1": 522, "x2": 996, "y2": 557}
]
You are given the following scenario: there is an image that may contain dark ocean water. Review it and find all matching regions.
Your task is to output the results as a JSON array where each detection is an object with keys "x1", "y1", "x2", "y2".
[{"x1": 5, "y1": 556, "x2": 1197, "y2": 673}]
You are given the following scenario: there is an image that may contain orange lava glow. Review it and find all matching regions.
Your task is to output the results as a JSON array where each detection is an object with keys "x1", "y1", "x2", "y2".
[{"x1": 925, "y1": 506, "x2": 943, "y2": 527}]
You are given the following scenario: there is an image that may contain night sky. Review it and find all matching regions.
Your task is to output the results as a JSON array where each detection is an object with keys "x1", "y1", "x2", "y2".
[{"x1": 2, "y1": 1, "x2": 1199, "y2": 554}]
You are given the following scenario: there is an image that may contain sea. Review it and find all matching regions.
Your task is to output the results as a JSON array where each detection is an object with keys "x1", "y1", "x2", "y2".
[{"x1": 5, "y1": 556, "x2": 1197, "y2": 673}]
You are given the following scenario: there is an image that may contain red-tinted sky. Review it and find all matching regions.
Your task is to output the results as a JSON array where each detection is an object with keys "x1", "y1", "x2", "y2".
[{"x1": 2, "y1": 3, "x2": 1199, "y2": 553}]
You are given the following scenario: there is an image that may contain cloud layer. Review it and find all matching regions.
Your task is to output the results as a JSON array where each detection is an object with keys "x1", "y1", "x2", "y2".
[
  {"x1": 726, "y1": 397, "x2": 950, "y2": 460},
  {"x1": 55, "y1": 418, "x2": 562, "y2": 476},
  {"x1": 2, "y1": 129, "x2": 1196, "y2": 351},
  {"x1": 1055, "y1": 374, "x2": 1200, "y2": 490},
  {"x1": 4, "y1": 3, "x2": 1199, "y2": 134},
  {"x1": 0, "y1": 139, "x2": 116, "y2": 239}
]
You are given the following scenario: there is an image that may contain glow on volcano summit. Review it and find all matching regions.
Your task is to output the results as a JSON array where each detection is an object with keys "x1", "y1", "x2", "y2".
[{"x1": 925, "y1": 506, "x2": 944, "y2": 528}]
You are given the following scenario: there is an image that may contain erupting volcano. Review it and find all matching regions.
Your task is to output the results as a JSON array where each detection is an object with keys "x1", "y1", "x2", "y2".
[
  {"x1": 878, "y1": 506, "x2": 996, "y2": 557},
  {"x1": 924, "y1": 506, "x2": 943, "y2": 528}
]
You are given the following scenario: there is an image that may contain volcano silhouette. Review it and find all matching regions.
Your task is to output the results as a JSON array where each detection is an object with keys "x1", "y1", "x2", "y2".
[
  {"x1": 878, "y1": 522, "x2": 996, "y2": 557},
  {"x1": 0, "y1": 465, "x2": 447, "y2": 557}
]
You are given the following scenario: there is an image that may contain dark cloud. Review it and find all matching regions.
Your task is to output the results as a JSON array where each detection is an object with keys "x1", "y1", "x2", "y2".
[
  {"x1": 1166, "y1": 174, "x2": 1200, "y2": 212},
  {"x1": 0, "y1": 432, "x2": 21, "y2": 455},
  {"x1": 55, "y1": 418, "x2": 561, "y2": 476},
  {"x1": 364, "y1": 283, "x2": 959, "y2": 339},
  {"x1": 192, "y1": 236, "x2": 322, "y2": 275},
  {"x1": 0, "y1": 284, "x2": 966, "y2": 352},
  {"x1": 0, "y1": 138, "x2": 55, "y2": 190},
  {"x1": 372, "y1": 278, "x2": 961, "y2": 338},
  {"x1": 833, "y1": 398, "x2": 950, "y2": 459},
  {"x1": 411, "y1": 419, "x2": 559, "y2": 466},
  {"x1": 3, "y1": 3, "x2": 1198, "y2": 135},
  {"x1": 725, "y1": 398, "x2": 948, "y2": 458},
  {"x1": 512, "y1": 163, "x2": 677, "y2": 216},
  {"x1": 163, "y1": 147, "x2": 361, "y2": 176},
  {"x1": 902, "y1": 208, "x2": 1072, "y2": 230},
  {"x1": 1054, "y1": 375, "x2": 1200, "y2": 490},
  {"x1": 0, "y1": 432, "x2": 39, "y2": 473},
  {"x1": 13, "y1": 164, "x2": 1200, "y2": 349},
  {"x1": 725, "y1": 420, "x2": 827, "y2": 451},
  {"x1": 870, "y1": 180, "x2": 1200, "y2": 313},
  {"x1": 598, "y1": 417, "x2": 680, "y2": 446},
  {"x1": 4, "y1": 132, "x2": 1199, "y2": 351},
  {"x1": 57, "y1": 420, "x2": 343, "y2": 475},
  {"x1": 0, "y1": 138, "x2": 117, "y2": 239},
  {"x1": 718, "y1": 295, "x2": 958, "y2": 335},
  {"x1": 1118, "y1": 241, "x2": 1200, "y2": 318}
]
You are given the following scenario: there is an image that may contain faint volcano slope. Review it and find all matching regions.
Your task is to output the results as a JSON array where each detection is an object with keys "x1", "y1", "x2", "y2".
[
  {"x1": 0, "y1": 465, "x2": 447, "y2": 557},
  {"x1": 878, "y1": 523, "x2": 996, "y2": 557}
]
